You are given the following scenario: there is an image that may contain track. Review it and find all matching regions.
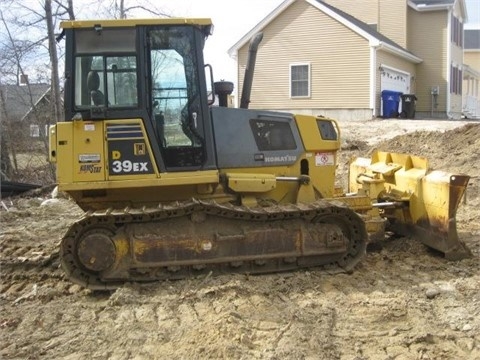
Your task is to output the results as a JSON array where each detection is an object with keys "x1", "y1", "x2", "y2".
[
  {"x1": 0, "y1": 240, "x2": 64, "y2": 297},
  {"x1": 60, "y1": 199, "x2": 368, "y2": 290}
]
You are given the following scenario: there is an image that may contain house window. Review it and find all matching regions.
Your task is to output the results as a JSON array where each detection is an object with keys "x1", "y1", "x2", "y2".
[
  {"x1": 458, "y1": 68, "x2": 462, "y2": 94},
  {"x1": 30, "y1": 124, "x2": 40, "y2": 137},
  {"x1": 451, "y1": 14, "x2": 463, "y2": 47},
  {"x1": 450, "y1": 64, "x2": 462, "y2": 95},
  {"x1": 290, "y1": 63, "x2": 310, "y2": 98}
]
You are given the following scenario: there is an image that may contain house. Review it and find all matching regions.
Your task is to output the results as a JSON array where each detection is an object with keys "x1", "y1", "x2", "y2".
[
  {"x1": 228, "y1": 0, "x2": 471, "y2": 120},
  {"x1": 0, "y1": 83, "x2": 52, "y2": 138},
  {"x1": 463, "y1": 29, "x2": 480, "y2": 118},
  {"x1": 407, "y1": 0, "x2": 468, "y2": 119}
]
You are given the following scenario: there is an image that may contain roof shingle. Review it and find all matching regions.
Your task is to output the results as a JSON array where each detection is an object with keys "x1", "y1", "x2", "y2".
[
  {"x1": 464, "y1": 29, "x2": 480, "y2": 50},
  {"x1": 0, "y1": 84, "x2": 50, "y2": 120}
]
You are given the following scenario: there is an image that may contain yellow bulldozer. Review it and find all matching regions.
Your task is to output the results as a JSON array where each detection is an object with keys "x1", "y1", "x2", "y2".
[{"x1": 49, "y1": 18, "x2": 471, "y2": 289}]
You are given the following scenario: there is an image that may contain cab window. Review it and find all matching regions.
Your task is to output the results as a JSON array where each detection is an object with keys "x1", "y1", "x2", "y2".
[{"x1": 73, "y1": 28, "x2": 138, "y2": 109}]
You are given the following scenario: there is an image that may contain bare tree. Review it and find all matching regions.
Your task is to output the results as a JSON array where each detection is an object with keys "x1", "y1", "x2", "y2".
[
  {"x1": 104, "y1": 0, "x2": 170, "y2": 19},
  {"x1": 0, "y1": 85, "x2": 14, "y2": 180},
  {"x1": 1, "y1": 11, "x2": 42, "y2": 177},
  {"x1": 55, "y1": 0, "x2": 75, "y2": 20},
  {"x1": 45, "y1": 0, "x2": 64, "y2": 123},
  {"x1": 0, "y1": 1, "x2": 75, "y2": 184},
  {"x1": 0, "y1": 0, "x2": 172, "y2": 185}
]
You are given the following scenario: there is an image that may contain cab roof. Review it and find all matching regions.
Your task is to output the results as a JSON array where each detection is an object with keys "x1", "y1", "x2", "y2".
[{"x1": 60, "y1": 18, "x2": 213, "y2": 29}]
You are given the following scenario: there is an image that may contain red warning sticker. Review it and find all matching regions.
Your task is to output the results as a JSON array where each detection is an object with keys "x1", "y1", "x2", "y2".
[{"x1": 315, "y1": 152, "x2": 334, "y2": 166}]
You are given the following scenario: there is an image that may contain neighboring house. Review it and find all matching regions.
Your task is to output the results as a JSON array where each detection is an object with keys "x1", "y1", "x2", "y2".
[
  {"x1": 0, "y1": 83, "x2": 52, "y2": 138},
  {"x1": 407, "y1": 0, "x2": 467, "y2": 119},
  {"x1": 463, "y1": 29, "x2": 480, "y2": 119},
  {"x1": 228, "y1": 0, "x2": 469, "y2": 120}
]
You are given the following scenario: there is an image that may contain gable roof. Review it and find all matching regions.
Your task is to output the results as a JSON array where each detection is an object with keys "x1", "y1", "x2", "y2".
[
  {"x1": 410, "y1": 0, "x2": 454, "y2": 6},
  {"x1": 228, "y1": 0, "x2": 422, "y2": 64},
  {"x1": 0, "y1": 84, "x2": 50, "y2": 121},
  {"x1": 408, "y1": 0, "x2": 468, "y2": 21},
  {"x1": 316, "y1": 0, "x2": 416, "y2": 57},
  {"x1": 464, "y1": 29, "x2": 480, "y2": 50}
]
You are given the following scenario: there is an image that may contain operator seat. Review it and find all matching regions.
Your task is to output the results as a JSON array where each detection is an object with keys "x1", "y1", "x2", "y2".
[{"x1": 87, "y1": 71, "x2": 106, "y2": 106}]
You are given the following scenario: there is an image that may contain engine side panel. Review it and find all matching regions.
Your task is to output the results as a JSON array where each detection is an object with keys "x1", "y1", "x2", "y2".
[{"x1": 211, "y1": 107, "x2": 304, "y2": 168}]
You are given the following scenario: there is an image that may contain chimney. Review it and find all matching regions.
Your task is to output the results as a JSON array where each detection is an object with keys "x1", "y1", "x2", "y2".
[{"x1": 20, "y1": 74, "x2": 29, "y2": 85}]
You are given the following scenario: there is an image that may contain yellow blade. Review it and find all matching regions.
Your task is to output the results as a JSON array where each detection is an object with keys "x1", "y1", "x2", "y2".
[
  {"x1": 391, "y1": 171, "x2": 471, "y2": 259},
  {"x1": 349, "y1": 151, "x2": 472, "y2": 260}
]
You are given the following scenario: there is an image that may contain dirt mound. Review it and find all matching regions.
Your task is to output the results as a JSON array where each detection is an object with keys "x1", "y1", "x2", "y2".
[
  {"x1": 373, "y1": 123, "x2": 480, "y2": 176},
  {"x1": 1, "y1": 122, "x2": 479, "y2": 360}
]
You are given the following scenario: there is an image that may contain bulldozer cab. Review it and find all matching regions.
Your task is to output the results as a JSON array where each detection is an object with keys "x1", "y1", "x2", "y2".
[{"x1": 61, "y1": 19, "x2": 216, "y2": 172}]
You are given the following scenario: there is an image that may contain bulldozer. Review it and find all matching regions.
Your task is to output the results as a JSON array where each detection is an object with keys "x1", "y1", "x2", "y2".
[{"x1": 49, "y1": 18, "x2": 471, "y2": 290}]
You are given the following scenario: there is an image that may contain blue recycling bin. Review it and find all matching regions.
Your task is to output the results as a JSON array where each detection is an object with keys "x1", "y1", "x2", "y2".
[{"x1": 381, "y1": 90, "x2": 402, "y2": 118}]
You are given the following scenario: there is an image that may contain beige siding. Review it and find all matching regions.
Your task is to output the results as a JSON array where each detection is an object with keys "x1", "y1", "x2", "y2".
[
  {"x1": 322, "y1": 0, "x2": 378, "y2": 25},
  {"x1": 323, "y1": 0, "x2": 407, "y2": 48},
  {"x1": 375, "y1": 50, "x2": 416, "y2": 115},
  {"x1": 465, "y1": 52, "x2": 480, "y2": 70},
  {"x1": 237, "y1": 0, "x2": 370, "y2": 111},
  {"x1": 407, "y1": 8, "x2": 448, "y2": 114},
  {"x1": 464, "y1": 54, "x2": 480, "y2": 114},
  {"x1": 378, "y1": 0, "x2": 407, "y2": 48}
]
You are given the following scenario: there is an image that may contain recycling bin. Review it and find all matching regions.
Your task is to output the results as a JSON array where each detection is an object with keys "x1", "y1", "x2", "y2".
[{"x1": 381, "y1": 90, "x2": 402, "y2": 118}]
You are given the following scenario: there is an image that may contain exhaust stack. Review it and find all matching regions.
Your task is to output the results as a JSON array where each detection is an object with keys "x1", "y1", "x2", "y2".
[{"x1": 240, "y1": 32, "x2": 263, "y2": 109}]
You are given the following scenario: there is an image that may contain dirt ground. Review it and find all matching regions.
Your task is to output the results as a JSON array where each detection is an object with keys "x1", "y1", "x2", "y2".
[{"x1": 1, "y1": 119, "x2": 479, "y2": 360}]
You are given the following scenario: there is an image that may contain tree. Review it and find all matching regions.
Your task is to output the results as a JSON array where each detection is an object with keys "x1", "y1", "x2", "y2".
[
  {"x1": 0, "y1": 0, "x2": 171, "y2": 185},
  {"x1": 105, "y1": 0, "x2": 170, "y2": 19},
  {"x1": 0, "y1": 1, "x2": 75, "y2": 184},
  {"x1": 1, "y1": 10, "x2": 43, "y2": 181},
  {"x1": 45, "y1": 0, "x2": 73, "y2": 124},
  {"x1": 0, "y1": 85, "x2": 14, "y2": 180}
]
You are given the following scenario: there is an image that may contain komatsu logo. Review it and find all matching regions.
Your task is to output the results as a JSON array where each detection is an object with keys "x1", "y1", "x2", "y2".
[
  {"x1": 264, "y1": 155, "x2": 297, "y2": 163},
  {"x1": 79, "y1": 164, "x2": 102, "y2": 173}
]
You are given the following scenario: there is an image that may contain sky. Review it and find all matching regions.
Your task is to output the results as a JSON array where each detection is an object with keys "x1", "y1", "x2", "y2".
[
  {"x1": 150, "y1": 0, "x2": 480, "y2": 86},
  {"x1": 152, "y1": 0, "x2": 284, "y2": 85},
  {"x1": 464, "y1": 0, "x2": 480, "y2": 29},
  {"x1": 4, "y1": 0, "x2": 479, "y2": 86},
  {"x1": 184, "y1": 0, "x2": 480, "y2": 82}
]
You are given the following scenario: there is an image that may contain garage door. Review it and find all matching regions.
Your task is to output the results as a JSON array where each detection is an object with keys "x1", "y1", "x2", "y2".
[
  {"x1": 380, "y1": 67, "x2": 410, "y2": 113},
  {"x1": 381, "y1": 68, "x2": 410, "y2": 93}
]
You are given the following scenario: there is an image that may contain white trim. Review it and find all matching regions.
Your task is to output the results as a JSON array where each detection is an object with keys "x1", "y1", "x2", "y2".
[
  {"x1": 408, "y1": 0, "x2": 467, "y2": 23},
  {"x1": 21, "y1": 87, "x2": 52, "y2": 122},
  {"x1": 447, "y1": 8, "x2": 452, "y2": 114},
  {"x1": 289, "y1": 62, "x2": 311, "y2": 98},
  {"x1": 305, "y1": 0, "x2": 376, "y2": 42},
  {"x1": 451, "y1": 61, "x2": 460, "y2": 67},
  {"x1": 227, "y1": 0, "x2": 294, "y2": 58},
  {"x1": 408, "y1": 1, "x2": 453, "y2": 12},
  {"x1": 377, "y1": 43, "x2": 423, "y2": 64},
  {"x1": 370, "y1": 46, "x2": 377, "y2": 116},
  {"x1": 227, "y1": 0, "x2": 294, "y2": 105},
  {"x1": 463, "y1": 64, "x2": 480, "y2": 78},
  {"x1": 379, "y1": 64, "x2": 410, "y2": 76},
  {"x1": 304, "y1": 0, "x2": 422, "y2": 63},
  {"x1": 228, "y1": 0, "x2": 422, "y2": 64}
]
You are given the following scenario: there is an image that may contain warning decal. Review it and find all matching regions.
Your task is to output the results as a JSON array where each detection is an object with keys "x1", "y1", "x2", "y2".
[{"x1": 315, "y1": 152, "x2": 334, "y2": 166}]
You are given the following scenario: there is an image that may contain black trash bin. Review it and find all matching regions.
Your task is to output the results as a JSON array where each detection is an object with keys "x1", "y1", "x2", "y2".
[{"x1": 400, "y1": 94, "x2": 417, "y2": 119}]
